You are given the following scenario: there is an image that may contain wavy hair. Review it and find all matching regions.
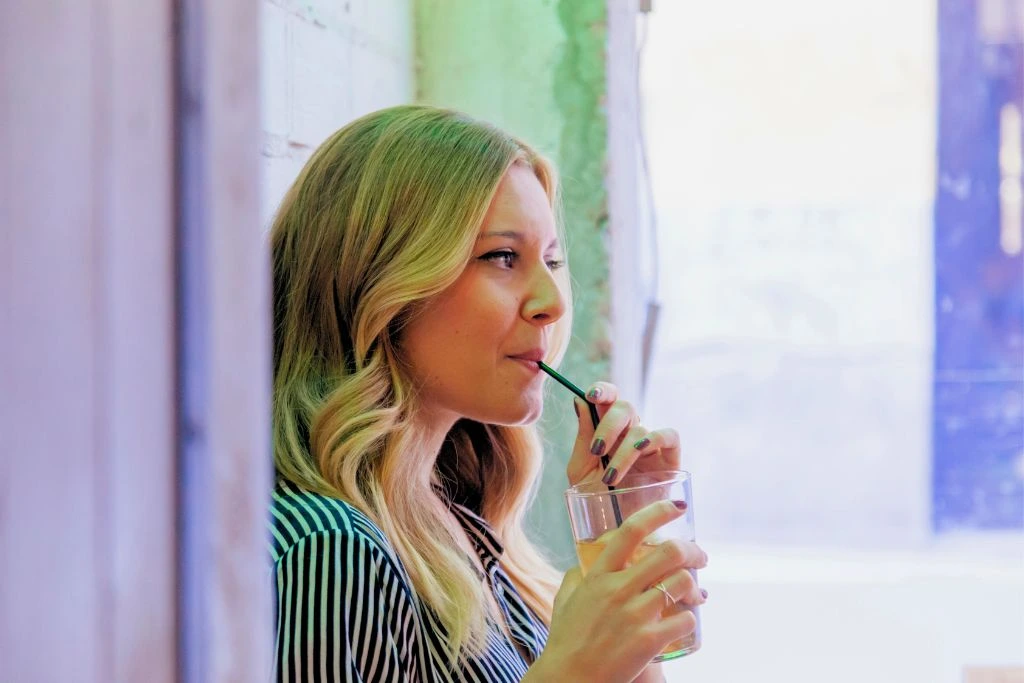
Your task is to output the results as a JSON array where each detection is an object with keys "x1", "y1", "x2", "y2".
[{"x1": 270, "y1": 105, "x2": 568, "y2": 661}]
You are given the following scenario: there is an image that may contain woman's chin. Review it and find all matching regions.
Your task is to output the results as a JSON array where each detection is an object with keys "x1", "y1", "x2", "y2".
[
  {"x1": 485, "y1": 398, "x2": 544, "y2": 427},
  {"x1": 513, "y1": 408, "x2": 543, "y2": 426}
]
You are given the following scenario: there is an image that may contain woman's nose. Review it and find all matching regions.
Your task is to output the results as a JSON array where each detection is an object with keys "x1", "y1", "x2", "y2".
[{"x1": 522, "y1": 265, "x2": 568, "y2": 325}]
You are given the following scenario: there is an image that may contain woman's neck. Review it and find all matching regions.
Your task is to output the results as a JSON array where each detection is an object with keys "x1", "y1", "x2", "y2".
[{"x1": 407, "y1": 405, "x2": 459, "y2": 468}]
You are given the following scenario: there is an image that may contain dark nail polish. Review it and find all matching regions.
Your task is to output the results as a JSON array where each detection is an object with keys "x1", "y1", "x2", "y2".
[
  {"x1": 672, "y1": 500, "x2": 688, "y2": 511},
  {"x1": 573, "y1": 402, "x2": 580, "y2": 417},
  {"x1": 633, "y1": 437, "x2": 650, "y2": 450},
  {"x1": 601, "y1": 466, "x2": 618, "y2": 485},
  {"x1": 586, "y1": 386, "x2": 602, "y2": 400},
  {"x1": 700, "y1": 588, "x2": 708, "y2": 600},
  {"x1": 590, "y1": 438, "x2": 606, "y2": 456}
]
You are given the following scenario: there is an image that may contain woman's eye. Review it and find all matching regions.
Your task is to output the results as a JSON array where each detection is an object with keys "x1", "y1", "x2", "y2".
[
  {"x1": 480, "y1": 250, "x2": 565, "y2": 271},
  {"x1": 482, "y1": 250, "x2": 518, "y2": 268}
]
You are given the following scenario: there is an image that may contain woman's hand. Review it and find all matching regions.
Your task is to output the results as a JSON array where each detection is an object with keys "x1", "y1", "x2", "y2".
[
  {"x1": 567, "y1": 381, "x2": 681, "y2": 487},
  {"x1": 526, "y1": 500, "x2": 707, "y2": 683}
]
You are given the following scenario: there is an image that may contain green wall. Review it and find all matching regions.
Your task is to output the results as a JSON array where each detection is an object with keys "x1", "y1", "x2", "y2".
[{"x1": 416, "y1": 0, "x2": 611, "y2": 566}]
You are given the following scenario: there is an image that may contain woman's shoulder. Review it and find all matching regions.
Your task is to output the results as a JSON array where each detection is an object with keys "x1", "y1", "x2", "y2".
[{"x1": 269, "y1": 478, "x2": 393, "y2": 564}]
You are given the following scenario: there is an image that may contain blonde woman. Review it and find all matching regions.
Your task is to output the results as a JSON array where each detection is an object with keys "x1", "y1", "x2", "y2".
[{"x1": 270, "y1": 105, "x2": 707, "y2": 683}]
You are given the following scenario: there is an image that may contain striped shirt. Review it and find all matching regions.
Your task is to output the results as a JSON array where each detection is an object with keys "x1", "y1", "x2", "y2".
[{"x1": 270, "y1": 479, "x2": 550, "y2": 682}]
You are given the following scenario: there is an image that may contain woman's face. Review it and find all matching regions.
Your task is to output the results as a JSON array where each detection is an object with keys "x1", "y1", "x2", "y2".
[{"x1": 401, "y1": 163, "x2": 570, "y2": 428}]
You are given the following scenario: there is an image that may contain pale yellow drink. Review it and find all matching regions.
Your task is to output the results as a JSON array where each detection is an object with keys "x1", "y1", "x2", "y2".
[{"x1": 575, "y1": 537, "x2": 699, "y2": 658}]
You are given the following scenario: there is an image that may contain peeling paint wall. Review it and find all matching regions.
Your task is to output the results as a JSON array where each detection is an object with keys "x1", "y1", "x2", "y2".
[{"x1": 416, "y1": 0, "x2": 613, "y2": 564}]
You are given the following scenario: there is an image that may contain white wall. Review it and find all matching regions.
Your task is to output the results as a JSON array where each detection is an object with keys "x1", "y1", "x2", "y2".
[
  {"x1": 662, "y1": 545, "x2": 1024, "y2": 682},
  {"x1": 260, "y1": 0, "x2": 413, "y2": 225}
]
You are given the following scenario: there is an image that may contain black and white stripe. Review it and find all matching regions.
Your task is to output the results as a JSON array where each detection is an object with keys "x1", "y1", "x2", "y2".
[{"x1": 270, "y1": 479, "x2": 550, "y2": 682}]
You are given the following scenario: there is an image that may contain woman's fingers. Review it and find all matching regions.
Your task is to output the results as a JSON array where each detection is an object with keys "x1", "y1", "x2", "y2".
[
  {"x1": 601, "y1": 423, "x2": 650, "y2": 485},
  {"x1": 603, "y1": 427, "x2": 682, "y2": 486},
  {"x1": 553, "y1": 566, "x2": 583, "y2": 614},
  {"x1": 626, "y1": 539, "x2": 706, "y2": 591},
  {"x1": 648, "y1": 606, "x2": 699, "y2": 644},
  {"x1": 566, "y1": 398, "x2": 600, "y2": 484},
  {"x1": 565, "y1": 378, "x2": 683, "y2": 487},
  {"x1": 565, "y1": 389, "x2": 639, "y2": 485},
  {"x1": 662, "y1": 568, "x2": 704, "y2": 608},
  {"x1": 587, "y1": 399, "x2": 637, "y2": 462},
  {"x1": 584, "y1": 381, "x2": 619, "y2": 408},
  {"x1": 582, "y1": 381, "x2": 634, "y2": 461},
  {"x1": 632, "y1": 566, "x2": 705, "y2": 619},
  {"x1": 625, "y1": 540, "x2": 706, "y2": 616},
  {"x1": 588, "y1": 500, "x2": 686, "y2": 575}
]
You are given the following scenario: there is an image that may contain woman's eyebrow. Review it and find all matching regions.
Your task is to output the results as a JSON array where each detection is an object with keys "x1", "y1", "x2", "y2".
[
  {"x1": 477, "y1": 230, "x2": 561, "y2": 249},
  {"x1": 478, "y1": 230, "x2": 523, "y2": 241}
]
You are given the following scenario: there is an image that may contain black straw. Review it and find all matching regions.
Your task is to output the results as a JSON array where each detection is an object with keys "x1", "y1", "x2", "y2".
[{"x1": 537, "y1": 361, "x2": 624, "y2": 525}]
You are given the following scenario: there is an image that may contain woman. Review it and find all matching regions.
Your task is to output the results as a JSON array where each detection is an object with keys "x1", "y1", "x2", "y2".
[{"x1": 270, "y1": 105, "x2": 707, "y2": 682}]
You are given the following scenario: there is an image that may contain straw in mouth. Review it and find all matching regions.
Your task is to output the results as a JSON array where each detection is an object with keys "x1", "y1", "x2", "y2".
[{"x1": 536, "y1": 361, "x2": 601, "y2": 431}]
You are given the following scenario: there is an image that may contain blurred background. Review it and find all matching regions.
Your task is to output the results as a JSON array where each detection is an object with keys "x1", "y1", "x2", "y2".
[
  {"x1": 3, "y1": 0, "x2": 1021, "y2": 681},
  {"x1": 640, "y1": 1, "x2": 1024, "y2": 681}
]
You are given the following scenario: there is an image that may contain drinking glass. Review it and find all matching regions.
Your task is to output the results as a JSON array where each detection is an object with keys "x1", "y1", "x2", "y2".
[{"x1": 565, "y1": 470, "x2": 701, "y2": 661}]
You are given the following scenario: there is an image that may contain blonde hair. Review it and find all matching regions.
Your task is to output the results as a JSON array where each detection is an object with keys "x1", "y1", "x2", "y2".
[{"x1": 270, "y1": 105, "x2": 567, "y2": 661}]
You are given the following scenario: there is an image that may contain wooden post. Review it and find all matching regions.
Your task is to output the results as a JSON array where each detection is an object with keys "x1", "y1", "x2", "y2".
[
  {"x1": 1, "y1": 0, "x2": 177, "y2": 679},
  {"x1": 0, "y1": 0, "x2": 271, "y2": 679},
  {"x1": 175, "y1": 0, "x2": 272, "y2": 680}
]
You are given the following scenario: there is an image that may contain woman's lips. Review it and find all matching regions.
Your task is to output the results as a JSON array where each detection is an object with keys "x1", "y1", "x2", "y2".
[{"x1": 508, "y1": 356, "x2": 543, "y2": 376}]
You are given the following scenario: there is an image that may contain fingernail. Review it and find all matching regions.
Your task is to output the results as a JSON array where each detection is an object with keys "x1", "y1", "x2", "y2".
[
  {"x1": 586, "y1": 386, "x2": 602, "y2": 400},
  {"x1": 601, "y1": 466, "x2": 618, "y2": 485},
  {"x1": 590, "y1": 438, "x2": 605, "y2": 456},
  {"x1": 633, "y1": 437, "x2": 650, "y2": 450},
  {"x1": 672, "y1": 500, "x2": 688, "y2": 511},
  {"x1": 573, "y1": 401, "x2": 580, "y2": 417},
  {"x1": 700, "y1": 588, "x2": 708, "y2": 600}
]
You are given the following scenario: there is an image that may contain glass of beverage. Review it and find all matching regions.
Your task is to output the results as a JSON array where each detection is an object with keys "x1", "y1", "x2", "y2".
[{"x1": 564, "y1": 470, "x2": 701, "y2": 662}]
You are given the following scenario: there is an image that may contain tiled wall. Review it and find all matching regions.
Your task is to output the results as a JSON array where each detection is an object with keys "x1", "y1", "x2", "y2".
[{"x1": 260, "y1": 0, "x2": 413, "y2": 225}]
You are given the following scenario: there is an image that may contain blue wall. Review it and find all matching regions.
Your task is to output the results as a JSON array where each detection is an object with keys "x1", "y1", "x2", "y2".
[{"x1": 933, "y1": 0, "x2": 1024, "y2": 531}]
